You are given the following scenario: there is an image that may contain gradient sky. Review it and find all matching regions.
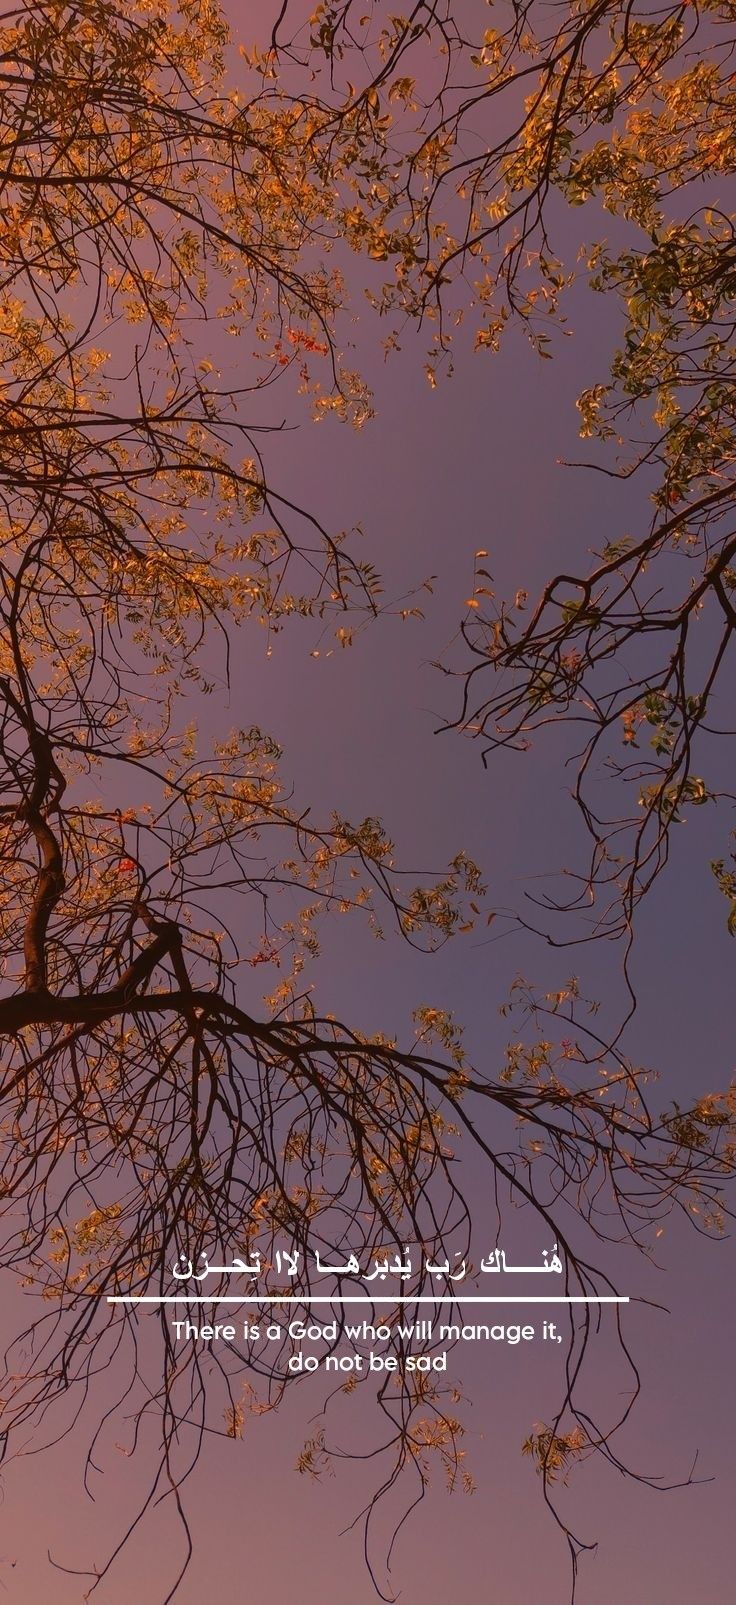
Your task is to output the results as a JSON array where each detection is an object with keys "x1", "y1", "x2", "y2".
[{"x1": 1, "y1": 6, "x2": 735, "y2": 1600}]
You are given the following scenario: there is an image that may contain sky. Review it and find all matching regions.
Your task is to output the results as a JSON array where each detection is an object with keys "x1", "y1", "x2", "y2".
[{"x1": 1, "y1": 4, "x2": 735, "y2": 1601}]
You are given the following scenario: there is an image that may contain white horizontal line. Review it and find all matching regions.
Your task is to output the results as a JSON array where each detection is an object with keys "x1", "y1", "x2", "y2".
[{"x1": 107, "y1": 1295, "x2": 629, "y2": 1306}]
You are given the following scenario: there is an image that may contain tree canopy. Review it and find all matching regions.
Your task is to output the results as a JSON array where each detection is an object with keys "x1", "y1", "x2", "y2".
[{"x1": 1, "y1": 2, "x2": 735, "y2": 1599}]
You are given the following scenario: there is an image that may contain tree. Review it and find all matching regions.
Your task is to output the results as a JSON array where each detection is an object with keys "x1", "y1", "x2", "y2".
[
  {"x1": 291, "y1": 0, "x2": 736, "y2": 952},
  {"x1": 0, "y1": 3, "x2": 733, "y2": 1600}
]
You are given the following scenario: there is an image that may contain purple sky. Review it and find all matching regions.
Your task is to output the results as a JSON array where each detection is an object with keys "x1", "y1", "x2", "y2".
[{"x1": 1, "y1": 5, "x2": 735, "y2": 1600}]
